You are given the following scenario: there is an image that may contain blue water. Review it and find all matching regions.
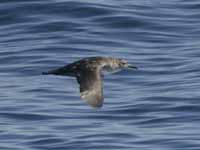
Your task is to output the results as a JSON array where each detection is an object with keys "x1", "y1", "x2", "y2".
[{"x1": 1, "y1": 0, "x2": 200, "y2": 149}]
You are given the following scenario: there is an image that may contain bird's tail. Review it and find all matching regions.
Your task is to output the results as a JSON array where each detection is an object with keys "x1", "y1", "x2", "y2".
[
  {"x1": 42, "y1": 66, "x2": 75, "y2": 76},
  {"x1": 42, "y1": 71, "x2": 52, "y2": 75}
]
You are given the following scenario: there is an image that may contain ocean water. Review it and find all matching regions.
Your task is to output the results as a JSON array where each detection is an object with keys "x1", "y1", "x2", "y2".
[{"x1": 0, "y1": 0, "x2": 200, "y2": 149}]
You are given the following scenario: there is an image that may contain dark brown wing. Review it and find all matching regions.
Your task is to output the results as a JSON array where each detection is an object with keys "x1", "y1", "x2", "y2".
[{"x1": 76, "y1": 68, "x2": 103, "y2": 108}]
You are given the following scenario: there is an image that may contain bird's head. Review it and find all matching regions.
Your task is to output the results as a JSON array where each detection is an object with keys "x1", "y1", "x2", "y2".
[
  {"x1": 101, "y1": 57, "x2": 137, "y2": 74},
  {"x1": 116, "y1": 58, "x2": 138, "y2": 70}
]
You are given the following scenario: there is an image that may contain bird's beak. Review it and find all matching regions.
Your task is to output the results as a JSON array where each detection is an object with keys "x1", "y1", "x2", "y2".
[{"x1": 128, "y1": 64, "x2": 138, "y2": 70}]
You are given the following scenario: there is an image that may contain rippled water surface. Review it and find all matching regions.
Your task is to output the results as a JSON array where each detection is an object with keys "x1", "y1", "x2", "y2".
[{"x1": 1, "y1": 0, "x2": 200, "y2": 149}]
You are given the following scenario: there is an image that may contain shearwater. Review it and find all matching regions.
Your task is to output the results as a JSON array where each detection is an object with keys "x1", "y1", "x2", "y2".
[{"x1": 43, "y1": 57, "x2": 137, "y2": 108}]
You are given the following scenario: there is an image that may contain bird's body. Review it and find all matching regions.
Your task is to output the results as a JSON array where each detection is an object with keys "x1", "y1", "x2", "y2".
[{"x1": 44, "y1": 56, "x2": 137, "y2": 108}]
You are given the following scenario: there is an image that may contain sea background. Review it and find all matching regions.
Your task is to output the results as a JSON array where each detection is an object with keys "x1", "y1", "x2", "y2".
[{"x1": 0, "y1": 0, "x2": 200, "y2": 149}]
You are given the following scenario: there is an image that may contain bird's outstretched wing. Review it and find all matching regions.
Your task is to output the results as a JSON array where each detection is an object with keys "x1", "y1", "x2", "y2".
[{"x1": 76, "y1": 68, "x2": 103, "y2": 108}]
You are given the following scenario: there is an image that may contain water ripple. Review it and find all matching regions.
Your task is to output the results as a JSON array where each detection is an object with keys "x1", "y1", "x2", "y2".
[{"x1": 0, "y1": 0, "x2": 200, "y2": 149}]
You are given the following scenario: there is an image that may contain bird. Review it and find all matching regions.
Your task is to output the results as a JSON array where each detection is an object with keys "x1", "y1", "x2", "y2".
[{"x1": 43, "y1": 56, "x2": 137, "y2": 108}]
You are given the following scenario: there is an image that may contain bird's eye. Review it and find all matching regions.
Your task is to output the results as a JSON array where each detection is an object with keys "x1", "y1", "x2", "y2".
[
  {"x1": 119, "y1": 62, "x2": 126, "y2": 67},
  {"x1": 122, "y1": 61, "x2": 127, "y2": 65}
]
